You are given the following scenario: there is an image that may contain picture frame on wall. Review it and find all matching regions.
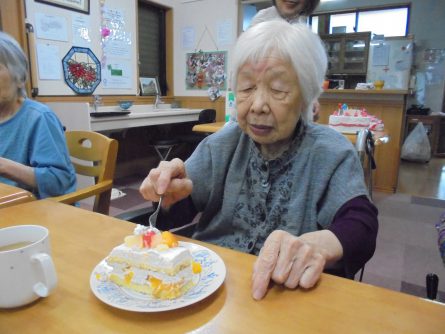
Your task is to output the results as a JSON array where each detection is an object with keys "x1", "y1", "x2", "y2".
[
  {"x1": 35, "y1": 0, "x2": 90, "y2": 14},
  {"x1": 139, "y1": 77, "x2": 160, "y2": 96}
]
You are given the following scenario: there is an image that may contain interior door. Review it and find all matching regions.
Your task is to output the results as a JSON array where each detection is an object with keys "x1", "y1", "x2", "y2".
[
  {"x1": 0, "y1": 0, "x2": 26, "y2": 45},
  {"x1": 0, "y1": 0, "x2": 30, "y2": 95}
]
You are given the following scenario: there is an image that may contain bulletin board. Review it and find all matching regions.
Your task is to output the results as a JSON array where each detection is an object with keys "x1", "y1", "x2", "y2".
[
  {"x1": 24, "y1": 0, "x2": 138, "y2": 96},
  {"x1": 366, "y1": 36, "x2": 414, "y2": 90}
]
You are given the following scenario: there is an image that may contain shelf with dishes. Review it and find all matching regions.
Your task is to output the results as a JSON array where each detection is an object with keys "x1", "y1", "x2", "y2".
[{"x1": 321, "y1": 32, "x2": 371, "y2": 75}]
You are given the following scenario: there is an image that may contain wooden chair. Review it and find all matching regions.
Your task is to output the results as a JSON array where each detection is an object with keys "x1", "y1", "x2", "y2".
[{"x1": 51, "y1": 131, "x2": 118, "y2": 215}]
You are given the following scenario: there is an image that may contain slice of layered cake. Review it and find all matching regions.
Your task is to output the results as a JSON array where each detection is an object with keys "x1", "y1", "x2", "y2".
[{"x1": 105, "y1": 225, "x2": 201, "y2": 300}]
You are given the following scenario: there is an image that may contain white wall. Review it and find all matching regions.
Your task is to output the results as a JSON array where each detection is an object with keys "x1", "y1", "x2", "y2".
[
  {"x1": 23, "y1": 0, "x2": 239, "y2": 98},
  {"x1": 172, "y1": 0, "x2": 239, "y2": 96},
  {"x1": 25, "y1": 0, "x2": 138, "y2": 96}
]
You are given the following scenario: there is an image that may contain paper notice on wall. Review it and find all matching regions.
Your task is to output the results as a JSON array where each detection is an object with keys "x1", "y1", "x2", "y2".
[
  {"x1": 102, "y1": 60, "x2": 133, "y2": 89},
  {"x1": 372, "y1": 44, "x2": 390, "y2": 66},
  {"x1": 35, "y1": 13, "x2": 68, "y2": 42},
  {"x1": 72, "y1": 13, "x2": 91, "y2": 46},
  {"x1": 103, "y1": 39, "x2": 131, "y2": 58},
  {"x1": 101, "y1": 7, "x2": 131, "y2": 57},
  {"x1": 36, "y1": 43, "x2": 61, "y2": 80},
  {"x1": 182, "y1": 26, "x2": 195, "y2": 49},
  {"x1": 216, "y1": 19, "x2": 233, "y2": 46}
]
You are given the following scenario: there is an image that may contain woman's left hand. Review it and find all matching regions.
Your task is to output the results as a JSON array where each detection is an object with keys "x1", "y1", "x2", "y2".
[{"x1": 251, "y1": 229, "x2": 341, "y2": 300}]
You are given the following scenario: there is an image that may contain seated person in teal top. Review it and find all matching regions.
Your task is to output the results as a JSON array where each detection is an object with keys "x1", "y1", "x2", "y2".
[
  {"x1": 140, "y1": 21, "x2": 378, "y2": 301},
  {"x1": 0, "y1": 31, "x2": 76, "y2": 199}
]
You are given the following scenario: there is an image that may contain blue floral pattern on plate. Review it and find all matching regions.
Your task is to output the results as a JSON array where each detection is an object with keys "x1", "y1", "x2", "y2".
[{"x1": 90, "y1": 242, "x2": 226, "y2": 312}]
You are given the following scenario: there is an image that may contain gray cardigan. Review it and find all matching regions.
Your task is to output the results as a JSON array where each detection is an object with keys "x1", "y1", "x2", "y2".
[{"x1": 185, "y1": 121, "x2": 369, "y2": 254}]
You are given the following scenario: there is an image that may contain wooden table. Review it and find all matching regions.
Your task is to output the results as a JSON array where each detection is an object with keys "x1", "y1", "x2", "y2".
[
  {"x1": 0, "y1": 183, "x2": 35, "y2": 209},
  {"x1": 192, "y1": 122, "x2": 389, "y2": 145},
  {"x1": 192, "y1": 121, "x2": 226, "y2": 133},
  {"x1": 1, "y1": 200, "x2": 444, "y2": 333}
]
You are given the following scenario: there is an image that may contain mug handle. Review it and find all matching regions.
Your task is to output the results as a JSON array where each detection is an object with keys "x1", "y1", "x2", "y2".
[{"x1": 31, "y1": 253, "x2": 58, "y2": 297}]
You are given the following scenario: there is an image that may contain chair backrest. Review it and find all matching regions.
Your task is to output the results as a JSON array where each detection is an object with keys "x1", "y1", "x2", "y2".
[
  {"x1": 67, "y1": 130, "x2": 117, "y2": 181},
  {"x1": 198, "y1": 109, "x2": 216, "y2": 124},
  {"x1": 53, "y1": 131, "x2": 118, "y2": 215}
]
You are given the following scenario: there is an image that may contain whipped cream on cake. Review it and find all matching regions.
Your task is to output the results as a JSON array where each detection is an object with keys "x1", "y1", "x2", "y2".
[
  {"x1": 105, "y1": 225, "x2": 201, "y2": 299},
  {"x1": 328, "y1": 104, "x2": 384, "y2": 134}
]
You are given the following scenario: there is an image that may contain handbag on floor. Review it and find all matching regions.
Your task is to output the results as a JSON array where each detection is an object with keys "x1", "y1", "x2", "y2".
[{"x1": 401, "y1": 122, "x2": 431, "y2": 163}]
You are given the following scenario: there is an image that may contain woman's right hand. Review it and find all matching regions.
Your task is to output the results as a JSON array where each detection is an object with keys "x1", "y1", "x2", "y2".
[{"x1": 139, "y1": 158, "x2": 193, "y2": 207}]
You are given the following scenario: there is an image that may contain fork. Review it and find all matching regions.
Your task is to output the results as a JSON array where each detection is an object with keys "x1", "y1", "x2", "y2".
[{"x1": 148, "y1": 195, "x2": 163, "y2": 229}]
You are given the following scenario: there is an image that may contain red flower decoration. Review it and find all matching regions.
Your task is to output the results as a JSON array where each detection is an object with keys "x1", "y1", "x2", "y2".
[{"x1": 67, "y1": 60, "x2": 97, "y2": 90}]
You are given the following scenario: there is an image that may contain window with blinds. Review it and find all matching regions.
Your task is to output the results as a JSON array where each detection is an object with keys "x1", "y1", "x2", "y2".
[{"x1": 138, "y1": 1, "x2": 166, "y2": 95}]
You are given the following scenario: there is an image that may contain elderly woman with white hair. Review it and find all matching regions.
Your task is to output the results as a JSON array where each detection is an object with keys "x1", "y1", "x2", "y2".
[
  {"x1": 140, "y1": 20, "x2": 378, "y2": 300},
  {"x1": 0, "y1": 31, "x2": 76, "y2": 199}
]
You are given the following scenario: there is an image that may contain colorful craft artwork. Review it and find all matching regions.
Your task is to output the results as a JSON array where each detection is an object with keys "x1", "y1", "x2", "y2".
[
  {"x1": 62, "y1": 47, "x2": 101, "y2": 95},
  {"x1": 186, "y1": 51, "x2": 227, "y2": 92}
]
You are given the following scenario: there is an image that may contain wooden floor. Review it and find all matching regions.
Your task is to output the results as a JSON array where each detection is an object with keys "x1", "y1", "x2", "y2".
[{"x1": 397, "y1": 157, "x2": 445, "y2": 200}]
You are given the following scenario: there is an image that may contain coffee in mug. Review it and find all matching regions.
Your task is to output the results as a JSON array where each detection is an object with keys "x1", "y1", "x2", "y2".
[
  {"x1": 0, "y1": 225, "x2": 58, "y2": 308},
  {"x1": 0, "y1": 241, "x2": 33, "y2": 252}
]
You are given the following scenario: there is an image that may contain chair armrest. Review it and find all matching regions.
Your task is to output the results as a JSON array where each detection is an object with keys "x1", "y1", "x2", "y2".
[{"x1": 49, "y1": 180, "x2": 113, "y2": 205}]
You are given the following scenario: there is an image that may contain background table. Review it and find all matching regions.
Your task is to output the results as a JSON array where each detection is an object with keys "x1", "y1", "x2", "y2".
[
  {"x1": 0, "y1": 183, "x2": 35, "y2": 209},
  {"x1": 192, "y1": 121, "x2": 225, "y2": 133},
  {"x1": 192, "y1": 121, "x2": 388, "y2": 144},
  {"x1": 0, "y1": 200, "x2": 444, "y2": 333}
]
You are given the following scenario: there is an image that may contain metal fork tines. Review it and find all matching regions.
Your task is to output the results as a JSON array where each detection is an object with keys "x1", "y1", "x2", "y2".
[{"x1": 148, "y1": 196, "x2": 163, "y2": 228}]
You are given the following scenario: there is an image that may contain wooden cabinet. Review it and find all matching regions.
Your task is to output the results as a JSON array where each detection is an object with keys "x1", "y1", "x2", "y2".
[
  {"x1": 323, "y1": 36, "x2": 343, "y2": 74},
  {"x1": 404, "y1": 115, "x2": 445, "y2": 157},
  {"x1": 321, "y1": 32, "x2": 371, "y2": 75},
  {"x1": 318, "y1": 89, "x2": 408, "y2": 193}
]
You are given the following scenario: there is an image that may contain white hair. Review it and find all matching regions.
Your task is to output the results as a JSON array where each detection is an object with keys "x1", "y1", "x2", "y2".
[
  {"x1": 0, "y1": 31, "x2": 28, "y2": 98},
  {"x1": 231, "y1": 20, "x2": 327, "y2": 122}
]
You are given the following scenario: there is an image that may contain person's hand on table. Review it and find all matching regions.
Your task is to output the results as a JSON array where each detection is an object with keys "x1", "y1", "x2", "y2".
[
  {"x1": 251, "y1": 229, "x2": 343, "y2": 300},
  {"x1": 139, "y1": 158, "x2": 193, "y2": 207}
]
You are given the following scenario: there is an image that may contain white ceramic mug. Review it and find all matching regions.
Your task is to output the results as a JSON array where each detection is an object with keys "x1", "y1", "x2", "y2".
[{"x1": 0, "y1": 225, "x2": 57, "y2": 308}]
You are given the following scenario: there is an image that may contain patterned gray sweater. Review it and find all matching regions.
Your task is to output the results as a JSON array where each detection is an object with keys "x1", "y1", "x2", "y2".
[{"x1": 185, "y1": 121, "x2": 369, "y2": 254}]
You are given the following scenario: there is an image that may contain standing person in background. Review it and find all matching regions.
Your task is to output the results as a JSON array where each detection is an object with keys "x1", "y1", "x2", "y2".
[
  {"x1": 250, "y1": 0, "x2": 320, "y2": 26},
  {"x1": 0, "y1": 31, "x2": 76, "y2": 199},
  {"x1": 250, "y1": 0, "x2": 322, "y2": 121}
]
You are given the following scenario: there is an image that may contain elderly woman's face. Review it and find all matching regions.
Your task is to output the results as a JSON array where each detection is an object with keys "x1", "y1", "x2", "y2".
[
  {"x1": 236, "y1": 56, "x2": 303, "y2": 148},
  {"x1": 0, "y1": 64, "x2": 19, "y2": 108}
]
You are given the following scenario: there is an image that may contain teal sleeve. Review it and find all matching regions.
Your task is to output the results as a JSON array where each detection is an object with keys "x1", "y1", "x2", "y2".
[{"x1": 30, "y1": 111, "x2": 77, "y2": 198}]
